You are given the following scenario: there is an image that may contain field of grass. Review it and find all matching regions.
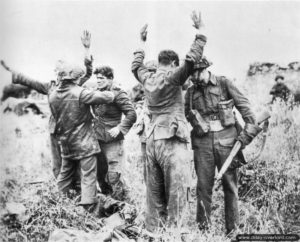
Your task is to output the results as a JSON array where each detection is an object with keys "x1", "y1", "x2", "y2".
[{"x1": 0, "y1": 71, "x2": 299, "y2": 241}]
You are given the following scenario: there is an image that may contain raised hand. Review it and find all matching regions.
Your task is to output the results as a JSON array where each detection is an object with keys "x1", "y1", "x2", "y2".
[
  {"x1": 0, "y1": 60, "x2": 12, "y2": 72},
  {"x1": 191, "y1": 11, "x2": 203, "y2": 30},
  {"x1": 81, "y1": 30, "x2": 91, "y2": 49},
  {"x1": 140, "y1": 24, "x2": 148, "y2": 42}
]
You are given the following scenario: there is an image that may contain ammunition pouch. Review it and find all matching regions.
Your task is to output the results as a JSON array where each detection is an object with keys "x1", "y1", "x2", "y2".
[
  {"x1": 188, "y1": 109, "x2": 210, "y2": 137},
  {"x1": 218, "y1": 99, "x2": 235, "y2": 127}
]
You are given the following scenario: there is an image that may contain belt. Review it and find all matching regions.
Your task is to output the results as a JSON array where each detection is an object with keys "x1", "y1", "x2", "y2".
[
  {"x1": 209, "y1": 120, "x2": 224, "y2": 132},
  {"x1": 207, "y1": 113, "x2": 220, "y2": 121}
]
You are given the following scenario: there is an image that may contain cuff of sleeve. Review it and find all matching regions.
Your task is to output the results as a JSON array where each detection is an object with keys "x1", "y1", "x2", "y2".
[
  {"x1": 12, "y1": 72, "x2": 20, "y2": 84},
  {"x1": 84, "y1": 56, "x2": 93, "y2": 65},
  {"x1": 195, "y1": 34, "x2": 207, "y2": 42},
  {"x1": 133, "y1": 49, "x2": 145, "y2": 56},
  {"x1": 195, "y1": 34, "x2": 207, "y2": 46}
]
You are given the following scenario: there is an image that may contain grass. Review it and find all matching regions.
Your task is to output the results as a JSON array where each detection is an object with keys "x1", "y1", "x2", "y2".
[{"x1": 0, "y1": 71, "x2": 300, "y2": 241}]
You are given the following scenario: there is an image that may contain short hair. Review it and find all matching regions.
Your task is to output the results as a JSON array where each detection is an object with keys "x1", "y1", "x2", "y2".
[
  {"x1": 158, "y1": 50, "x2": 179, "y2": 66},
  {"x1": 94, "y1": 66, "x2": 114, "y2": 79},
  {"x1": 275, "y1": 75, "x2": 284, "y2": 82}
]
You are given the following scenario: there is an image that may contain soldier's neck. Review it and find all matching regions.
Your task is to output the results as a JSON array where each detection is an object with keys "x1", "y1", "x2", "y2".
[{"x1": 158, "y1": 64, "x2": 173, "y2": 70}]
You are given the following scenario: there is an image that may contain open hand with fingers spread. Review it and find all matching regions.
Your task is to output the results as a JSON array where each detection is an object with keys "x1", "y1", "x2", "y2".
[
  {"x1": 140, "y1": 24, "x2": 148, "y2": 42},
  {"x1": 81, "y1": 30, "x2": 91, "y2": 49},
  {"x1": 191, "y1": 10, "x2": 203, "y2": 30}
]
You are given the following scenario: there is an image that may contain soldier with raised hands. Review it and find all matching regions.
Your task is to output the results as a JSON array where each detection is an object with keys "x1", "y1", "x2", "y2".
[
  {"x1": 0, "y1": 30, "x2": 93, "y2": 181},
  {"x1": 131, "y1": 11, "x2": 207, "y2": 231},
  {"x1": 1, "y1": 31, "x2": 115, "y2": 208}
]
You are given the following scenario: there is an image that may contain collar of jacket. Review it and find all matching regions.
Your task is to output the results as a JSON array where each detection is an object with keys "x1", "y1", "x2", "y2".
[
  {"x1": 57, "y1": 81, "x2": 77, "y2": 91},
  {"x1": 208, "y1": 72, "x2": 217, "y2": 86},
  {"x1": 194, "y1": 72, "x2": 217, "y2": 89},
  {"x1": 157, "y1": 65, "x2": 174, "y2": 73}
]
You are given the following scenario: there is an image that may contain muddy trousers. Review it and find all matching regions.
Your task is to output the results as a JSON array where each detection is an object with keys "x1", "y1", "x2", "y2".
[
  {"x1": 141, "y1": 142, "x2": 147, "y2": 183},
  {"x1": 50, "y1": 134, "x2": 81, "y2": 188},
  {"x1": 96, "y1": 150, "x2": 109, "y2": 194},
  {"x1": 50, "y1": 133, "x2": 62, "y2": 179},
  {"x1": 57, "y1": 155, "x2": 97, "y2": 205},
  {"x1": 98, "y1": 140, "x2": 128, "y2": 200},
  {"x1": 192, "y1": 127, "x2": 239, "y2": 234},
  {"x1": 145, "y1": 135, "x2": 189, "y2": 232}
]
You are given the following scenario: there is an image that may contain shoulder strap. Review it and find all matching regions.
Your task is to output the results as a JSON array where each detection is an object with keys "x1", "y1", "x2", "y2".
[{"x1": 216, "y1": 76, "x2": 228, "y2": 100}]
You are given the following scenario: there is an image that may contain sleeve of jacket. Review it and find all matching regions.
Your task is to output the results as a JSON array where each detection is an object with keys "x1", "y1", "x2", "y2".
[
  {"x1": 12, "y1": 72, "x2": 51, "y2": 95},
  {"x1": 166, "y1": 34, "x2": 207, "y2": 86},
  {"x1": 184, "y1": 87, "x2": 192, "y2": 122},
  {"x1": 115, "y1": 90, "x2": 137, "y2": 135},
  {"x1": 225, "y1": 78, "x2": 256, "y2": 124},
  {"x1": 78, "y1": 57, "x2": 93, "y2": 86},
  {"x1": 131, "y1": 49, "x2": 154, "y2": 84},
  {"x1": 185, "y1": 34, "x2": 207, "y2": 63},
  {"x1": 80, "y1": 89, "x2": 114, "y2": 105}
]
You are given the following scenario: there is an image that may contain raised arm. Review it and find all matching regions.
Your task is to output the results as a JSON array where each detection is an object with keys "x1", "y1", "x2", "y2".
[
  {"x1": 131, "y1": 24, "x2": 153, "y2": 84},
  {"x1": 184, "y1": 87, "x2": 192, "y2": 120},
  {"x1": 131, "y1": 49, "x2": 152, "y2": 84},
  {"x1": 166, "y1": 11, "x2": 207, "y2": 86},
  {"x1": 81, "y1": 30, "x2": 92, "y2": 60},
  {"x1": 0, "y1": 60, "x2": 51, "y2": 95},
  {"x1": 79, "y1": 89, "x2": 114, "y2": 105},
  {"x1": 78, "y1": 30, "x2": 93, "y2": 86}
]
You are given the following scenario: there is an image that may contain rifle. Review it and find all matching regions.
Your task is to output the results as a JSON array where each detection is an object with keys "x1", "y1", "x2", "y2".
[{"x1": 215, "y1": 110, "x2": 271, "y2": 182}]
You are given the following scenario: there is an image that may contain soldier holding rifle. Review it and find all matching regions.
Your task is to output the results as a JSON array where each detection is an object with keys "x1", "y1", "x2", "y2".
[{"x1": 184, "y1": 53, "x2": 260, "y2": 234}]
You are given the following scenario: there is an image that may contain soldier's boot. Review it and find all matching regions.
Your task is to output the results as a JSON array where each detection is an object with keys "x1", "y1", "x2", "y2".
[{"x1": 99, "y1": 181, "x2": 113, "y2": 195}]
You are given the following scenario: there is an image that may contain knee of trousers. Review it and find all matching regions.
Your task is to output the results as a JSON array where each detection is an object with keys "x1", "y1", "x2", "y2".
[
  {"x1": 222, "y1": 173, "x2": 238, "y2": 196},
  {"x1": 197, "y1": 177, "x2": 214, "y2": 195}
]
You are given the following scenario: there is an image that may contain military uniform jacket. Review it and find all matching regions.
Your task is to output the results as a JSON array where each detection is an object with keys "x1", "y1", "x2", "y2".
[
  {"x1": 93, "y1": 84, "x2": 137, "y2": 143},
  {"x1": 131, "y1": 34, "x2": 207, "y2": 142},
  {"x1": 184, "y1": 74, "x2": 256, "y2": 163},
  {"x1": 185, "y1": 73, "x2": 255, "y2": 159},
  {"x1": 184, "y1": 74, "x2": 255, "y2": 124},
  {"x1": 48, "y1": 82, "x2": 114, "y2": 159},
  {"x1": 11, "y1": 57, "x2": 93, "y2": 134}
]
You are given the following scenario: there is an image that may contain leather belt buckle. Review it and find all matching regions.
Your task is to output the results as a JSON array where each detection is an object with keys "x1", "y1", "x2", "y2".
[{"x1": 209, "y1": 114, "x2": 219, "y2": 121}]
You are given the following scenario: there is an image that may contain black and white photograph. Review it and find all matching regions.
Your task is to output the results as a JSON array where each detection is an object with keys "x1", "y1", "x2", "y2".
[{"x1": 0, "y1": 1, "x2": 299, "y2": 241}]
